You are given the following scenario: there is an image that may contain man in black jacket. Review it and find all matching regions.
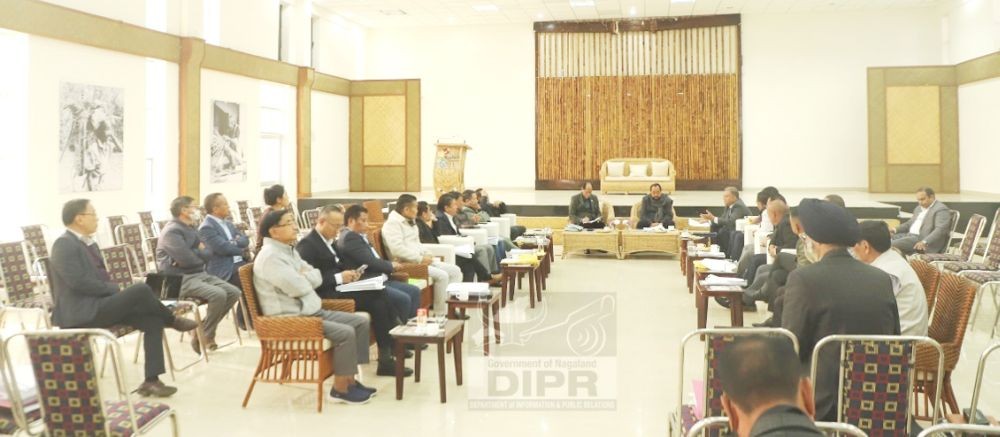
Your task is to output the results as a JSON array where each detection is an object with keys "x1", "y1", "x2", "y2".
[
  {"x1": 701, "y1": 187, "x2": 751, "y2": 257},
  {"x1": 335, "y1": 205, "x2": 422, "y2": 321},
  {"x1": 782, "y1": 199, "x2": 900, "y2": 422},
  {"x1": 50, "y1": 199, "x2": 197, "y2": 397},
  {"x1": 296, "y1": 205, "x2": 411, "y2": 377},
  {"x1": 636, "y1": 183, "x2": 674, "y2": 229}
]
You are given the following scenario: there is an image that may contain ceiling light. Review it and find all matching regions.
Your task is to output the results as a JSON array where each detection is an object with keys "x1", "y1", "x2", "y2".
[
  {"x1": 629, "y1": 6, "x2": 637, "y2": 15},
  {"x1": 536, "y1": 11, "x2": 545, "y2": 19},
  {"x1": 472, "y1": 4, "x2": 499, "y2": 12},
  {"x1": 570, "y1": 0, "x2": 595, "y2": 7}
]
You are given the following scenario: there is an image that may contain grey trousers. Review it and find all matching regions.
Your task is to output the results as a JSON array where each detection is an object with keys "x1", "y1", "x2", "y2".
[
  {"x1": 318, "y1": 309, "x2": 370, "y2": 376},
  {"x1": 180, "y1": 272, "x2": 241, "y2": 339},
  {"x1": 474, "y1": 244, "x2": 498, "y2": 274},
  {"x1": 891, "y1": 234, "x2": 920, "y2": 255}
]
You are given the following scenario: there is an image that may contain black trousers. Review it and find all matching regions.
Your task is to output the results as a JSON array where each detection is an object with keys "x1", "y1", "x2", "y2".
[
  {"x1": 88, "y1": 284, "x2": 174, "y2": 380},
  {"x1": 456, "y1": 256, "x2": 490, "y2": 282},
  {"x1": 318, "y1": 289, "x2": 397, "y2": 351},
  {"x1": 510, "y1": 225, "x2": 527, "y2": 241}
]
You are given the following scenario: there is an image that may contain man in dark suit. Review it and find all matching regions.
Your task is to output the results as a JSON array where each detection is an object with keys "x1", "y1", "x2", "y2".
[
  {"x1": 296, "y1": 205, "x2": 412, "y2": 377},
  {"x1": 435, "y1": 193, "x2": 499, "y2": 278},
  {"x1": 198, "y1": 193, "x2": 252, "y2": 329},
  {"x1": 568, "y1": 182, "x2": 604, "y2": 229},
  {"x1": 50, "y1": 199, "x2": 197, "y2": 397},
  {"x1": 335, "y1": 205, "x2": 422, "y2": 322},
  {"x1": 718, "y1": 335, "x2": 823, "y2": 437},
  {"x1": 891, "y1": 187, "x2": 952, "y2": 255},
  {"x1": 781, "y1": 199, "x2": 900, "y2": 422},
  {"x1": 701, "y1": 186, "x2": 751, "y2": 258}
]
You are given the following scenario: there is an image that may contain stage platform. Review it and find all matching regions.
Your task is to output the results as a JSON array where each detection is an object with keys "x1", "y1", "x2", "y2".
[{"x1": 299, "y1": 188, "x2": 999, "y2": 227}]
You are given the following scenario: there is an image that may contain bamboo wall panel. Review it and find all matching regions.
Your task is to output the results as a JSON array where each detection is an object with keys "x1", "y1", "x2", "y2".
[{"x1": 536, "y1": 24, "x2": 741, "y2": 187}]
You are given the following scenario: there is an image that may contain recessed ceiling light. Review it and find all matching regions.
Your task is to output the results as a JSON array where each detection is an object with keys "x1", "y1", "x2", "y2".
[
  {"x1": 570, "y1": 0, "x2": 595, "y2": 7},
  {"x1": 472, "y1": 4, "x2": 500, "y2": 12}
]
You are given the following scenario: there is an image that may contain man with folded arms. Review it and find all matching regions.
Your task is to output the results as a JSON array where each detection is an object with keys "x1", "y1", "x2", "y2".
[
  {"x1": 157, "y1": 196, "x2": 241, "y2": 355},
  {"x1": 296, "y1": 205, "x2": 413, "y2": 377},
  {"x1": 51, "y1": 199, "x2": 198, "y2": 397},
  {"x1": 636, "y1": 183, "x2": 675, "y2": 229},
  {"x1": 781, "y1": 198, "x2": 899, "y2": 422},
  {"x1": 718, "y1": 335, "x2": 823, "y2": 437},
  {"x1": 254, "y1": 209, "x2": 374, "y2": 404}
]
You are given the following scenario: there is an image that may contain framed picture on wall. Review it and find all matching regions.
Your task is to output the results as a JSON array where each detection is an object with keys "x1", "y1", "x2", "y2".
[
  {"x1": 211, "y1": 100, "x2": 246, "y2": 183},
  {"x1": 58, "y1": 82, "x2": 124, "y2": 193}
]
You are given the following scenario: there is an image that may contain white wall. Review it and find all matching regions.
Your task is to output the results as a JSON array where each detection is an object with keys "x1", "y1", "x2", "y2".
[
  {"x1": 942, "y1": 0, "x2": 1000, "y2": 64},
  {"x1": 958, "y1": 76, "x2": 1000, "y2": 194},
  {"x1": 15, "y1": 36, "x2": 178, "y2": 244},
  {"x1": 200, "y1": 70, "x2": 297, "y2": 207},
  {"x1": 741, "y1": 9, "x2": 942, "y2": 189},
  {"x1": 365, "y1": 23, "x2": 537, "y2": 189},
  {"x1": 313, "y1": 14, "x2": 366, "y2": 79},
  {"x1": 217, "y1": 0, "x2": 279, "y2": 59},
  {"x1": 310, "y1": 91, "x2": 350, "y2": 192}
]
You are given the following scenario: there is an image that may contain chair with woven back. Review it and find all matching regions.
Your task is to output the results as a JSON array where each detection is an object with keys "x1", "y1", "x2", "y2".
[
  {"x1": 106, "y1": 215, "x2": 126, "y2": 242},
  {"x1": 301, "y1": 208, "x2": 321, "y2": 229},
  {"x1": 137, "y1": 211, "x2": 156, "y2": 238},
  {"x1": 910, "y1": 259, "x2": 942, "y2": 313},
  {"x1": 363, "y1": 200, "x2": 386, "y2": 227},
  {"x1": 154, "y1": 220, "x2": 169, "y2": 237},
  {"x1": 946, "y1": 210, "x2": 961, "y2": 252},
  {"x1": 811, "y1": 334, "x2": 944, "y2": 436},
  {"x1": 247, "y1": 207, "x2": 263, "y2": 231},
  {"x1": 0, "y1": 241, "x2": 52, "y2": 329},
  {"x1": 115, "y1": 223, "x2": 151, "y2": 278},
  {"x1": 912, "y1": 272, "x2": 982, "y2": 419},
  {"x1": 937, "y1": 209, "x2": 1000, "y2": 276},
  {"x1": 916, "y1": 212, "x2": 987, "y2": 265},
  {"x1": 669, "y1": 328, "x2": 800, "y2": 437},
  {"x1": 237, "y1": 263, "x2": 357, "y2": 412},
  {"x1": 19, "y1": 225, "x2": 49, "y2": 267},
  {"x1": 237, "y1": 200, "x2": 250, "y2": 224},
  {"x1": 370, "y1": 228, "x2": 432, "y2": 309},
  {"x1": 0, "y1": 329, "x2": 178, "y2": 436}
]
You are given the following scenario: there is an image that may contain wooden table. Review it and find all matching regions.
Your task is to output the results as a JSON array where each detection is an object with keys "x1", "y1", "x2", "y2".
[
  {"x1": 521, "y1": 230, "x2": 555, "y2": 264},
  {"x1": 686, "y1": 252, "x2": 727, "y2": 293},
  {"x1": 695, "y1": 281, "x2": 746, "y2": 329},
  {"x1": 561, "y1": 230, "x2": 621, "y2": 259},
  {"x1": 679, "y1": 235, "x2": 711, "y2": 275},
  {"x1": 446, "y1": 293, "x2": 501, "y2": 355},
  {"x1": 391, "y1": 320, "x2": 465, "y2": 403},
  {"x1": 620, "y1": 230, "x2": 680, "y2": 258},
  {"x1": 500, "y1": 261, "x2": 541, "y2": 308}
]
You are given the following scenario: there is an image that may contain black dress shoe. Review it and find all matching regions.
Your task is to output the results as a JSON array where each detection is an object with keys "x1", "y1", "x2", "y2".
[
  {"x1": 752, "y1": 317, "x2": 775, "y2": 328},
  {"x1": 133, "y1": 381, "x2": 178, "y2": 398},
  {"x1": 377, "y1": 361, "x2": 413, "y2": 377},
  {"x1": 405, "y1": 343, "x2": 428, "y2": 351},
  {"x1": 714, "y1": 297, "x2": 731, "y2": 308}
]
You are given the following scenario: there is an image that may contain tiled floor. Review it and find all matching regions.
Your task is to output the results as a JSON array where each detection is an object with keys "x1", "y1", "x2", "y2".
[{"x1": 7, "y1": 249, "x2": 999, "y2": 436}]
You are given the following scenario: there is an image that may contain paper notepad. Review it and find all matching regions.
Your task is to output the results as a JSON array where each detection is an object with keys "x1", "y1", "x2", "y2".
[{"x1": 336, "y1": 274, "x2": 387, "y2": 292}]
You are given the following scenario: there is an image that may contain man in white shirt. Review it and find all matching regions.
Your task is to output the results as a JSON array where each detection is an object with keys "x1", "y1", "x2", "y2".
[
  {"x1": 854, "y1": 221, "x2": 929, "y2": 336},
  {"x1": 891, "y1": 187, "x2": 952, "y2": 255},
  {"x1": 381, "y1": 194, "x2": 462, "y2": 312}
]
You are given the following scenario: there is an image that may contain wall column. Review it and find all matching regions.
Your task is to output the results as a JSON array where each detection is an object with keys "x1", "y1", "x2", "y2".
[
  {"x1": 179, "y1": 37, "x2": 205, "y2": 199},
  {"x1": 297, "y1": 67, "x2": 315, "y2": 197}
]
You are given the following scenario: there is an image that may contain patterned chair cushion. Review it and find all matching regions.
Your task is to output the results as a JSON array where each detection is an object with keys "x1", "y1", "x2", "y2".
[
  {"x1": 914, "y1": 253, "x2": 963, "y2": 263},
  {"x1": 942, "y1": 262, "x2": 995, "y2": 273},
  {"x1": 962, "y1": 270, "x2": 1000, "y2": 284},
  {"x1": 842, "y1": 340, "x2": 913, "y2": 436},
  {"x1": 105, "y1": 400, "x2": 170, "y2": 437},
  {"x1": 16, "y1": 294, "x2": 52, "y2": 310},
  {"x1": 0, "y1": 407, "x2": 41, "y2": 434}
]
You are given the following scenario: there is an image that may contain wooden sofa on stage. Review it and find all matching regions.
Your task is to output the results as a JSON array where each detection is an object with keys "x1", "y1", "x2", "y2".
[{"x1": 599, "y1": 158, "x2": 676, "y2": 194}]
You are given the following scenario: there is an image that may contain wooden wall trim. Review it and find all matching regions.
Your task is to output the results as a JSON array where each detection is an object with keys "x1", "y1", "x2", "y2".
[
  {"x1": 178, "y1": 37, "x2": 205, "y2": 199},
  {"x1": 296, "y1": 67, "x2": 315, "y2": 197},
  {"x1": 202, "y1": 45, "x2": 298, "y2": 86},
  {"x1": 314, "y1": 72, "x2": 351, "y2": 96},
  {"x1": 534, "y1": 14, "x2": 740, "y2": 33},
  {"x1": 0, "y1": 0, "x2": 181, "y2": 62},
  {"x1": 956, "y1": 50, "x2": 1000, "y2": 85}
]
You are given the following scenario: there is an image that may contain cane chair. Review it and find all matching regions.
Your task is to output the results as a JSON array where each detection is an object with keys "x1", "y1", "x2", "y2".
[
  {"x1": 914, "y1": 274, "x2": 977, "y2": 418},
  {"x1": 0, "y1": 329, "x2": 178, "y2": 436},
  {"x1": 669, "y1": 328, "x2": 799, "y2": 437},
  {"x1": 810, "y1": 335, "x2": 944, "y2": 436},
  {"x1": 910, "y1": 259, "x2": 942, "y2": 315},
  {"x1": 0, "y1": 241, "x2": 52, "y2": 329},
  {"x1": 237, "y1": 263, "x2": 356, "y2": 413},
  {"x1": 915, "y1": 213, "x2": 986, "y2": 265},
  {"x1": 686, "y1": 417, "x2": 868, "y2": 437},
  {"x1": 371, "y1": 228, "x2": 431, "y2": 309}
]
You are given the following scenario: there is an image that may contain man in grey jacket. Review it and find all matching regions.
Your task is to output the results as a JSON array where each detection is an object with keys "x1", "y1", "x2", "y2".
[
  {"x1": 569, "y1": 182, "x2": 604, "y2": 229},
  {"x1": 254, "y1": 209, "x2": 374, "y2": 404},
  {"x1": 156, "y1": 196, "x2": 240, "y2": 355},
  {"x1": 891, "y1": 187, "x2": 952, "y2": 255}
]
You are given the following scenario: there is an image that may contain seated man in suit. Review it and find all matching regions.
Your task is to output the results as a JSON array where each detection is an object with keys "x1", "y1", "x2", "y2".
[
  {"x1": 198, "y1": 192, "x2": 251, "y2": 329},
  {"x1": 735, "y1": 188, "x2": 780, "y2": 278},
  {"x1": 51, "y1": 199, "x2": 198, "y2": 397},
  {"x1": 853, "y1": 221, "x2": 929, "y2": 336},
  {"x1": 382, "y1": 195, "x2": 463, "y2": 312},
  {"x1": 700, "y1": 186, "x2": 751, "y2": 258},
  {"x1": 157, "y1": 196, "x2": 241, "y2": 355},
  {"x1": 569, "y1": 182, "x2": 604, "y2": 229},
  {"x1": 475, "y1": 188, "x2": 526, "y2": 240},
  {"x1": 436, "y1": 193, "x2": 500, "y2": 275},
  {"x1": 416, "y1": 201, "x2": 494, "y2": 283},
  {"x1": 782, "y1": 198, "x2": 900, "y2": 422},
  {"x1": 335, "y1": 204, "x2": 423, "y2": 322},
  {"x1": 461, "y1": 190, "x2": 516, "y2": 256},
  {"x1": 891, "y1": 187, "x2": 951, "y2": 255},
  {"x1": 636, "y1": 183, "x2": 675, "y2": 229},
  {"x1": 254, "y1": 209, "x2": 374, "y2": 404},
  {"x1": 723, "y1": 197, "x2": 792, "y2": 310},
  {"x1": 718, "y1": 335, "x2": 823, "y2": 437},
  {"x1": 296, "y1": 205, "x2": 412, "y2": 377}
]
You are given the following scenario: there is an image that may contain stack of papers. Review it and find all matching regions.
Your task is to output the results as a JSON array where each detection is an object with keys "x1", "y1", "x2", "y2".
[
  {"x1": 0, "y1": 365, "x2": 39, "y2": 412},
  {"x1": 697, "y1": 259, "x2": 737, "y2": 273},
  {"x1": 336, "y1": 274, "x2": 387, "y2": 292},
  {"x1": 454, "y1": 244, "x2": 474, "y2": 259},
  {"x1": 701, "y1": 274, "x2": 746, "y2": 286}
]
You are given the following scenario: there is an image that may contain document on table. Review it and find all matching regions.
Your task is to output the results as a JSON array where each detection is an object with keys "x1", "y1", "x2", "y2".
[{"x1": 336, "y1": 274, "x2": 387, "y2": 292}]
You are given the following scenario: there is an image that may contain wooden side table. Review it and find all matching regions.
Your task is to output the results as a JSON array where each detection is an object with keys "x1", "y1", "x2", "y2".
[
  {"x1": 446, "y1": 293, "x2": 501, "y2": 355},
  {"x1": 695, "y1": 281, "x2": 746, "y2": 329},
  {"x1": 500, "y1": 262, "x2": 541, "y2": 308},
  {"x1": 391, "y1": 320, "x2": 465, "y2": 403},
  {"x1": 686, "y1": 252, "x2": 726, "y2": 293}
]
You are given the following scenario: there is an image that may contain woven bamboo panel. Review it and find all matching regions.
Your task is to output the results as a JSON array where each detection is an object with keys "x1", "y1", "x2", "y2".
[
  {"x1": 886, "y1": 86, "x2": 941, "y2": 165},
  {"x1": 362, "y1": 95, "x2": 407, "y2": 166},
  {"x1": 536, "y1": 26, "x2": 741, "y2": 183}
]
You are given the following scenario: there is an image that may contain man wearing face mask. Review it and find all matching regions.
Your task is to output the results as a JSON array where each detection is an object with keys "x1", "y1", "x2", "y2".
[{"x1": 781, "y1": 198, "x2": 900, "y2": 422}]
